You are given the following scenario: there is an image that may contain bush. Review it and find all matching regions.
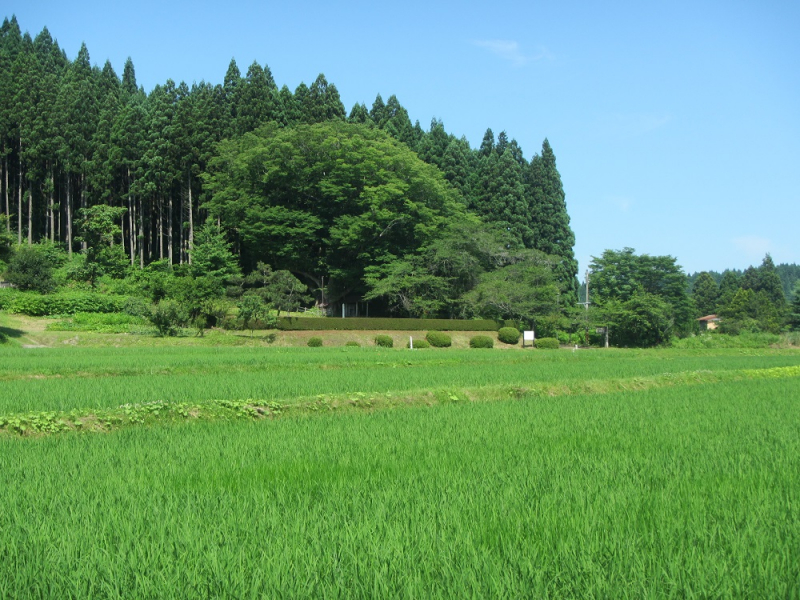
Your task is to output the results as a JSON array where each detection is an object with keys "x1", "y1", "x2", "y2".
[
  {"x1": 534, "y1": 337, "x2": 560, "y2": 349},
  {"x1": 122, "y1": 296, "x2": 151, "y2": 318},
  {"x1": 6, "y1": 291, "x2": 127, "y2": 316},
  {"x1": 425, "y1": 331, "x2": 451, "y2": 348},
  {"x1": 5, "y1": 244, "x2": 58, "y2": 293},
  {"x1": 344, "y1": 341, "x2": 360, "y2": 347},
  {"x1": 374, "y1": 334, "x2": 394, "y2": 348},
  {"x1": 407, "y1": 338, "x2": 430, "y2": 348},
  {"x1": 307, "y1": 336, "x2": 323, "y2": 347},
  {"x1": 147, "y1": 300, "x2": 188, "y2": 337},
  {"x1": 497, "y1": 327, "x2": 521, "y2": 345},
  {"x1": 277, "y1": 317, "x2": 499, "y2": 331},
  {"x1": 470, "y1": 335, "x2": 494, "y2": 348}
]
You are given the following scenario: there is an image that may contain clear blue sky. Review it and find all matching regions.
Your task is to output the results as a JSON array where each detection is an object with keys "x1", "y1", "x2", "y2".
[{"x1": 8, "y1": 0, "x2": 800, "y2": 275}]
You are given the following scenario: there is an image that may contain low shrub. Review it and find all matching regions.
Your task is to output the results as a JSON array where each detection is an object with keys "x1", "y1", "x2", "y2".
[
  {"x1": 307, "y1": 336, "x2": 323, "y2": 347},
  {"x1": 407, "y1": 338, "x2": 430, "y2": 348},
  {"x1": 470, "y1": 335, "x2": 494, "y2": 348},
  {"x1": 46, "y1": 312, "x2": 149, "y2": 334},
  {"x1": 5, "y1": 291, "x2": 127, "y2": 316},
  {"x1": 497, "y1": 327, "x2": 521, "y2": 345},
  {"x1": 426, "y1": 331, "x2": 451, "y2": 348},
  {"x1": 374, "y1": 334, "x2": 394, "y2": 348},
  {"x1": 535, "y1": 337, "x2": 560, "y2": 349},
  {"x1": 670, "y1": 332, "x2": 781, "y2": 349},
  {"x1": 147, "y1": 300, "x2": 188, "y2": 337},
  {"x1": 344, "y1": 341, "x2": 360, "y2": 347},
  {"x1": 277, "y1": 317, "x2": 499, "y2": 331}
]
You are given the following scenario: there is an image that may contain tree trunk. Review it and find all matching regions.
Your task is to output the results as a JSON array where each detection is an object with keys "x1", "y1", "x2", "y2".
[
  {"x1": 18, "y1": 143, "x2": 23, "y2": 245},
  {"x1": 66, "y1": 175, "x2": 73, "y2": 257},
  {"x1": 3, "y1": 152, "x2": 9, "y2": 231},
  {"x1": 188, "y1": 178, "x2": 194, "y2": 265},
  {"x1": 128, "y1": 169, "x2": 135, "y2": 265},
  {"x1": 158, "y1": 196, "x2": 164, "y2": 261},
  {"x1": 168, "y1": 193, "x2": 173, "y2": 264},
  {"x1": 138, "y1": 195, "x2": 144, "y2": 269},
  {"x1": 27, "y1": 186, "x2": 32, "y2": 245},
  {"x1": 80, "y1": 174, "x2": 87, "y2": 251},
  {"x1": 49, "y1": 166, "x2": 55, "y2": 243}
]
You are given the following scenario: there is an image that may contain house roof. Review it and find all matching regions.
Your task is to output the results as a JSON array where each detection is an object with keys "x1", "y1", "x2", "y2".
[{"x1": 697, "y1": 314, "x2": 719, "y2": 321}]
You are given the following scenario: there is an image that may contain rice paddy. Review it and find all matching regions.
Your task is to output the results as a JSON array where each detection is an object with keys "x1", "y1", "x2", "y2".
[{"x1": 1, "y1": 324, "x2": 799, "y2": 597}]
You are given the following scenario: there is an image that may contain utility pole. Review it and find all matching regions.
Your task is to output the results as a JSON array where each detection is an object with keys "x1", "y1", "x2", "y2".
[{"x1": 576, "y1": 270, "x2": 590, "y2": 345}]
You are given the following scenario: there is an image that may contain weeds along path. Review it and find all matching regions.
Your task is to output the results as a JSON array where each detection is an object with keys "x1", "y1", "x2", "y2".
[{"x1": 2, "y1": 360, "x2": 799, "y2": 436}]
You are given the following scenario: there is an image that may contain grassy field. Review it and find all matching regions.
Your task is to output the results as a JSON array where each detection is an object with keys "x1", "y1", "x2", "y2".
[{"x1": 1, "y1": 313, "x2": 799, "y2": 596}]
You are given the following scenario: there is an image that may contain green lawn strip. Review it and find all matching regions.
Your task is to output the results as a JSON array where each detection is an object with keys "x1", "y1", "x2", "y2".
[{"x1": 3, "y1": 364, "x2": 798, "y2": 437}]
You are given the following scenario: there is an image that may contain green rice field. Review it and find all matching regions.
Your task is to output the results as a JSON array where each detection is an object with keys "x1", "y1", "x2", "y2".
[{"x1": 1, "y1": 337, "x2": 799, "y2": 597}]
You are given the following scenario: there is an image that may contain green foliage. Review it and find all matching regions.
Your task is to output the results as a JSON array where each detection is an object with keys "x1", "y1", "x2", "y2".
[
  {"x1": 76, "y1": 205, "x2": 129, "y2": 282},
  {"x1": 602, "y1": 292, "x2": 674, "y2": 347},
  {"x1": 204, "y1": 121, "x2": 463, "y2": 293},
  {"x1": 46, "y1": 312, "x2": 149, "y2": 333},
  {"x1": 790, "y1": 282, "x2": 800, "y2": 332},
  {"x1": 692, "y1": 271, "x2": 719, "y2": 316},
  {"x1": 526, "y1": 139, "x2": 579, "y2": 303},
  {"x1": 718, "y1": 288, "x2": 783, "y2": 335},
  {"x1": 147, "y1": 300, "x2": 188, "y2": 337},
  {"x1": 5, "y1": 291, "x2": 126, "y2": 316},
  {"x1": 0, "y1": 215, "x2": 13, "y2": 264},
  {"x1": 671, "y1": 332, "x2": 781, "y2": 349},
  {"x1": 277, "y1": 317, "x2": 499, "y2": 332},
  {"x1": 344, "y1": 341, "x2": 360, "y2": 347},
  {"x1": 307, "y1": 336, "x2": 323, "y2": 347},
  {"x1": 461, "y1": 252, "x2": 561, "y2": 329},
  {"x1": 246, "y1": 263, "x2": 310, "y2": 316},
  {"x1": 469, "y1": 335, "x2": 494, "y2": 348},
  {"x1": 534, "y1": 337, "x2": 560, "y2": 349},
  {"x1": 407, "y1": 338, "x2": 430, "y2": 348},
  {"x1": 237, "y1": 293, "x2": 273, "y2": 335},
  {"x1": 497, "y1": 327, "x2": 521, "y2": 345},
  {"x1": 374, "y1": 334, "x2": 394, "y2": 348},
  {"x1": 425, "y1": 331, "x2": 451, "y2": 347},
  {"x1": 5, "y1": 244, "x2": 59, "y2": 292},
  {"x1": 189, "y1": 221, "x2": 241, "y2": 281},
  {"x1": 590, "y1": 248, "x2": 693, "y2": 338}
]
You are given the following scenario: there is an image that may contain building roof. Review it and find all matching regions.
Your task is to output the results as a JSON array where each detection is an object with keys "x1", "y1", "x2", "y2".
[{"x1": 697, "y1": 314, "x2": 720, "y2": 321}]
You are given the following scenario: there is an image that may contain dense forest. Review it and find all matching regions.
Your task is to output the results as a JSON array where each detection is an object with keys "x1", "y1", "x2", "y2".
[
  {"x1": 0, "y1": 17, "x2": 576, "y2": 310},
  {"x1": 1, "y1": 15, "x2": 798, "y2": 345}
]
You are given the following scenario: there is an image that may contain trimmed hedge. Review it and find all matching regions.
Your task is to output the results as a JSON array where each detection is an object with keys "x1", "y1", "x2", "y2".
[
  {"x1": 344, "y1": 341, "x2": 360, "y2": 347},
  {"x1": 470, "y1": 335, "x2": 494, "y2": 348},
  {"x1": 1, "y1": 291, "x2": 128, "y2": 316},
  {"x1": 374, "y1": 334, "x2": 394, "y2": 348},
  {"x1": 277, "y1": 317, "x2": 499, "y2": 332},
  {"x1": 407, "y1": 338, "x2": 430, "y2": 348},
  {"x1": 535, "y1": 337, "x2": 560, "y2": 349},
  {"x1": 307, "y1": 337, "x2": 323, "y2": 347},
  {"x1": 497, "y1": 327, "x2": 521, "y2": 345},
  {"x1": 425, "y1": 331, "x2": 452, "y2": 348}
]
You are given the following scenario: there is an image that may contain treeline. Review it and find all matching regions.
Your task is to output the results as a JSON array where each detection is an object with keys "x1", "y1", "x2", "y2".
[
  {"x1": 0, "y1": 16, "x2": 578, "y2": 310},
  {"x1": 689, "y1": 263, "x2": 800, "y2": 303},
  {"x1": 690, "y1": 255, "x2": 798, "y2": 334}
]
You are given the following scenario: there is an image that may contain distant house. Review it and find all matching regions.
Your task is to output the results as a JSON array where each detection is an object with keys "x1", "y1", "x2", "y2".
[{"x1": 697, "y1": 314, "x2": 720, "y2": 331}]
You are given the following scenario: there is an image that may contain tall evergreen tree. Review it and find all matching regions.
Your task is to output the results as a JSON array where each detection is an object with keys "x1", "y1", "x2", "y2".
[
  {"x1": 691, "y1": 271, "x2": 719, "y2": 316},
  {"x1": 526, "y1": 138, "x2": 578, "y2": 302}
]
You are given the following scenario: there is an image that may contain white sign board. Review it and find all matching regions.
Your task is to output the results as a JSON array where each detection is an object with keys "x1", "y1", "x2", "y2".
[{"x1": 523, "y1": 331, "x2": 535, "y2": 342}]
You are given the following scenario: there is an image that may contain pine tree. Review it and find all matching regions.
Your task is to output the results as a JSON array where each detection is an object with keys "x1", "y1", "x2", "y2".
[
  {"x1": 691, "y1": 271, "x2": 719, "y2": 316},
  {"x1": 526, "y1": 138, "x2": 578, "y2": 302},
  {"x1": 789, "y1": 282, "x2": 800, "y2": 331}
]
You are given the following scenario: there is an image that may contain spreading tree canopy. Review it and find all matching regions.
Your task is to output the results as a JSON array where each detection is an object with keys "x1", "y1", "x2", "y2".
[{"x1": 204, "y1": 121, "x2": 464, "y2": 301}]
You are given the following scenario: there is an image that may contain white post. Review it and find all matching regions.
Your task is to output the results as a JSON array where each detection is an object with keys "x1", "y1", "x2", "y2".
[
  {"x1": 409, "y1": 336, "x2": 413, "y2": 349},
  {"x1": 342, "y1": 303, "x2": 345, "y2": 318}
]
